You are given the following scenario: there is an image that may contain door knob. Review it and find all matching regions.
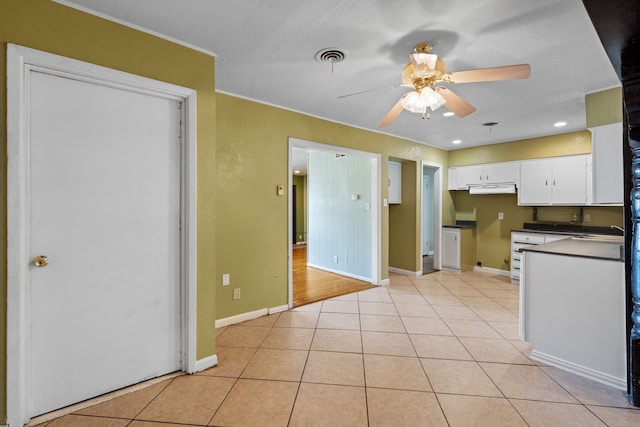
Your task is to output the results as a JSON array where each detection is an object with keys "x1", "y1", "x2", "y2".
[{"x1": 32, "y1": 255, "x2": 50, "y2": 267}]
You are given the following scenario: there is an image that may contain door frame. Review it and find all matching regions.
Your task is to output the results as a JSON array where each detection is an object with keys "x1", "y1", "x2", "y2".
[
  {"x1": 421, "y1": 161, "x2": 443, "y2": 272},
  {"x1": 6, "y1": 44, "x2": 198, "y2": 426},
  {"x1": 287, "y1": 138, "x2": 382, "y2": 308}
]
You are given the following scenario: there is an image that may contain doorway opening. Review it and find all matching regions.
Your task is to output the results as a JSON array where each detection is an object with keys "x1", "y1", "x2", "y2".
[
  {"x1": 422, "y1": 162, "x2": 443, "y2": 274},
  {"x1": 288, "y1": 139, "x2": 381, "y2": 308}
]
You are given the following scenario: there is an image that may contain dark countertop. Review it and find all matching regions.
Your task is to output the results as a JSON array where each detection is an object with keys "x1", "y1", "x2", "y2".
[
  {"x1": 443, "y1": 220, "x2": 476, "y2": 229},
  {"x1": 515, "y1": 222, "x2": 623, "y2": 236},
  {"x1": 520, "y1": 236, "x2": 624, "y2": 262}
]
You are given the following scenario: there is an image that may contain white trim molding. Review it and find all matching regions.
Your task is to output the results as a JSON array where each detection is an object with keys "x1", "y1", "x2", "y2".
[
  {"x1": 6, "y1": 44, "x2": 198, "y2": 427},
  {"x1": 531, "y1": 350, "x2": 626, "y2": 391},
  {"x1": 388, "y1": 267, "x2": 422, "y2": 276},
  {"x1": 269, "y1": 304, "x2": 289, "y2": 314},
  {"x1": 194, "y1": 355, "x2": 218, "y2": 373},
  {"x1": 214, "y1": 308, "x2": 269, "y2": 329}
]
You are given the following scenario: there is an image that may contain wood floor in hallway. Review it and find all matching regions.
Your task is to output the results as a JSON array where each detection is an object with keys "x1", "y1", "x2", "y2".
[{"x1": 293, "y1": 244, "x2": 374, "y2": 307}]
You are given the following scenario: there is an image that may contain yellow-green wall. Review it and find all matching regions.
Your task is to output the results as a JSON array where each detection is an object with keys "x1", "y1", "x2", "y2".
[
  {"x1": 586, "y1": 87, "x2": 623, "y2": 128},
  {"x1": 1, "y1": 0, "x2": 217, "y2": 420},
  {"x1": 215, "y1": 93, "x2": 453, "y2": 319},
  {"x1": 389, "y1": 161, "x2": 420, "y2": 272},
  {"x1": 448, "y1": 131, "x2": 592, "y2": 166}
]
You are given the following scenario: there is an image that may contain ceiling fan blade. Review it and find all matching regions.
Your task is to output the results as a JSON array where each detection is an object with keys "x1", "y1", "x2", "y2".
[
  {"x1": 448, "y1": 64, "x2": 531, "y2": 83},
  {"x1": 439, "y1": 88, "x2": 476, "y2": 117},
  {"x1": 338, "y1": 83, "x2": 403, "y2": 99},
  {"x1": 377, "y1": 97, "x2": 405, "y2": 128}
]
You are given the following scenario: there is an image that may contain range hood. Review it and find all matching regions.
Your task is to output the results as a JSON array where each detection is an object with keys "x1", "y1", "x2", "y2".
[{"x1": 468, "y1": 184, "x2": 516, "y2": 194}]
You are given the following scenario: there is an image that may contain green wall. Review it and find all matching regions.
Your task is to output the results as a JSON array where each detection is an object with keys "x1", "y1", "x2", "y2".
[
  {"x1": 586, "y1": 87, "x2": 623, "y2": 128},
  {"x1": 389, "y1": 161, "x2": 420, "y2": 272},
  {"x1": 448, "y1": 131, "x2": 592, "y2": 166},
  {"x1": 215, "y1": 93, "x2": 453, "y2": 319},
  {"x1": 1, "y1": 0, "x2": 217, "y2": 420}
]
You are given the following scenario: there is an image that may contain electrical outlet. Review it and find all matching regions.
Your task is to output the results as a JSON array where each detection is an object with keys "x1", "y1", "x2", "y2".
[
  {"x1": 498, "y1": 212, "x2": 504, "y2": 220},
  {"x1": 233, "y1": 288, "x2": 241, "y2": 300},
  {"x1": 584, "y1": 214, "x2": 591, "y2": 223},
  {"x1": 333, "y1": 255, "x2": 339, "y2": 263},
  {"x1": 222, "y1": 273, "x2": 230, "y2": 286}
]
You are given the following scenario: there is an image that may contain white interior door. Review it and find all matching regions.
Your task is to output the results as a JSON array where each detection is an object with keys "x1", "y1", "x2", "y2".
[{"x1": 28, "y1": 70, "x2": 182, "y2": 416}]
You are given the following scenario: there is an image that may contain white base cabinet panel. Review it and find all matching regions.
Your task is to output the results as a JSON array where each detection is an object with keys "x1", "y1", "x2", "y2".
[{"x1": 521, "y1": 251, "x2": 626, "y2": 389}]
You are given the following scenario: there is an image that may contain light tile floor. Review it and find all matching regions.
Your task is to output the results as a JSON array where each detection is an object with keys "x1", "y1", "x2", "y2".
[{"x1": 35, "y1": 270, "x2": 640, "y2": 426}]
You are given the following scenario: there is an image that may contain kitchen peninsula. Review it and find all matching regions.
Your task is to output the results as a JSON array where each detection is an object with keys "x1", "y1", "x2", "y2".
[{"x1": 520, "y1": 236, "x2": 626, "y2": 389}]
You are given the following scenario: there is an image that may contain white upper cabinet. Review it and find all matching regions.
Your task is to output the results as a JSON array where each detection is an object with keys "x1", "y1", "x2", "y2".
[
  {"x1": 518, "y1": 155, "x2": 588, "y2": 205},
  {"x1": 484, "y1": 162, "x2": 519, "y2": 185},
  {"x1": 388, "y1": 160, "x2": 402, "y2": 204},
  {"x1": 456, "y1": 165, "x2": 484, "y2": 188},
  {"x1": 448, "y1": 162, "x2": 518, "y2": 190},
  {"x1": 590, "y1": 122, "x2": 623, "y2": 205}
]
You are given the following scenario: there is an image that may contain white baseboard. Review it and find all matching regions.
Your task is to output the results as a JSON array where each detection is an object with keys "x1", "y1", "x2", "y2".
[
  {"x1": 379, "y1": 278, "x2": 390, "y2": 286},
  {"x1": 388, "y1": 266, "x2": 421, "y2": 276},
  {"x1": 215, "y1": 305, "x2": 290, "y2": 330},
  {"x1": 531, "y1": 350, "x2": 626, "y2": 391},
  {"x1": 215, "y1": 308, "x2": 269, "y2": 329},
  {"x1": 194, "y1": 354, "x2": 218, "y2": 373},
  {"x1": 473, "y1": 266, "x2": 510, "y2": 276},
  {"x1": 269, "y1": 304, "x2": 289, "y2": 314}
]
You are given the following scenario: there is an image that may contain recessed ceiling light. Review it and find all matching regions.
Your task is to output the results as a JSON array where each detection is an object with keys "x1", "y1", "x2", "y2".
[
  {"x1": 294, "y1": 170, "x2": 301, "y2": 174},
  {"x1": 452, "y1": 139, "x2": 462, "y2": 145},
  {"x1": 443, "y1": 111, "x2": 455, "y2": 117},
  {"x1": 554, "y1": 121, "x2": 567, "y2": 127}
]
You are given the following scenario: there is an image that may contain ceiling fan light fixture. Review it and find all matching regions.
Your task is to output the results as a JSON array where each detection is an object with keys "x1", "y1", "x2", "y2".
[
  {"x1": 400, "y1": 91, "x2": 425, "y2": 113},
  {"x1": 410, "y1": 52, "x2": 438, "y2": 76},
  {"x1": 400, "y1": 87, "x2": 445, "y2": 114},
  {"x1": 421, "y1": 87, "x2": 446, "y2": 110}
]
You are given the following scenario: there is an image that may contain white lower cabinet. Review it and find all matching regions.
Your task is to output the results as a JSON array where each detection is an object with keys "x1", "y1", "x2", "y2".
[
  {"x1": 443, "y1": 227, "x2": 475, "y2": 272},
  {"x1": 510, "y1": 232, "x2": 571, "y2": 283},
  {"x1": 442, "y1": 228, "x2": 460, "y2": 270}
]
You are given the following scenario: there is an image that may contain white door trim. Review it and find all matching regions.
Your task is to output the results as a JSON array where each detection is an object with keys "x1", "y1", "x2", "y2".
[
  {"x1": 6, "y1": 44, "x2": 198, "y2": 427},
  {"x1": 287, "y1": 138, "x2": 382, "y2": 308},
  {"x1": 422, "y1": 161, "x2": 443, "y2": 271}
]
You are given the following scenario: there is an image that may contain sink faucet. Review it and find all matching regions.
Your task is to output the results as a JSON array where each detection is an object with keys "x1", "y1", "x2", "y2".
[{"x1": 611, "y1": 225, "x2": 624, "y2": 234}]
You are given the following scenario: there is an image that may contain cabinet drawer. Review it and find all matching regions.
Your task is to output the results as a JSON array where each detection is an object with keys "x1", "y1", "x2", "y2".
[{"x1": 512, "y1": 233, "x2": 545, "y2": 245}]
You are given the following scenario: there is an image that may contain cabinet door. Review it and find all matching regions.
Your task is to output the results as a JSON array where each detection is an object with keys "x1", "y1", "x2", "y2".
[
  {"x1": 485, "y1": 162, "x2": 517, "y2": 184},
  {"x1": 442, "y1": 228, "x2": 460, "y2": 269},
  {"x1": 551, "y1": 156, "x2": 587, "y2": 204},
  {"x1": 519, "y1": 159, "x2": 551, "y2": 205},
  {"x1": 591, "y1": 123, "x2": 623, "y2": 204},
  {"x1": 456, "y1": 165, "x2": 484, "y2": 188},
  {"x1": 388, "y1": 161, "x2": 402, "y2": 204},
  {"x1": 448, "y1": 167, "x2": 458, "y2": 190}
]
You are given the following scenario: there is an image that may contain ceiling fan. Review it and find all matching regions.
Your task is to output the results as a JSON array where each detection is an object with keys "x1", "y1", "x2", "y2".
[{"x1": 376, "y1": 42, "x2": 531, "y2": 128}]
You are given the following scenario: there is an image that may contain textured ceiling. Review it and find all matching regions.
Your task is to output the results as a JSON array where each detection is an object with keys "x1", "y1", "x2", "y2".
[{"x1": 57, "y1": 0, "x2": 620, "y2": 151}]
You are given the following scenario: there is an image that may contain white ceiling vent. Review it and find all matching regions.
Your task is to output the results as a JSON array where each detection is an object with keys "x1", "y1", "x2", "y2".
[{"x1": 315, "y1": 48, "x2": 348, "y2": 64}]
